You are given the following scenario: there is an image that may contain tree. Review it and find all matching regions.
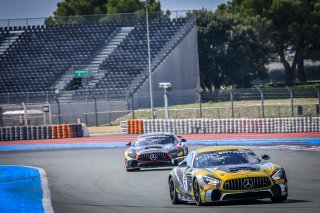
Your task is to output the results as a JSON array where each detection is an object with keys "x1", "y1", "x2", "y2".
[
  {"x1": 47, "y1": 0, "x2": 162, "y2": 24},
  {"x1": 230, "y1": 0, "x2": 320, "y2": 83},
  {"x1": 196, "y1": 8, "x2": 269, "y2": 90},
  {"x1": 107, "y1": 0, "x2": 160, "y2": 14},
  {"x1": 54, "y1": 0, "x2": 107, "y2": 16}
]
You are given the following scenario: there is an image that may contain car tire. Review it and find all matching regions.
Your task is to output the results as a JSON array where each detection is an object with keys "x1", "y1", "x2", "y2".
[
  {"x1": 193, "y1": 178, "x2": 203, "y2": 206},
  {"x1": 271, "y1": 196, "x2": 287, "y2": 203},
  {"x1": 169, "y1": 177, "x2": 182, "y2": 204},
  {"x1": 126, "y1": 167, "x2": 140, "y2": 172}
]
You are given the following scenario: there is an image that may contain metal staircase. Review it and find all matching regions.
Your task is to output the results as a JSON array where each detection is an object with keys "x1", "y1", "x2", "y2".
[
  {"x1": 54, "y1": 27, "x2": 133, "y2": 91},
  {"x1": 56, "y1": 90, "x2": 75, "y2": 102},
  {"x1": 84, "y1": 27, "x2": 134, "y2": 89},
  {"x1": 55, "y1": 27, "x2": 133, "y2": 102},
  {"x1": 0, "y1": 31, "x2": 23, "y2": 55}
]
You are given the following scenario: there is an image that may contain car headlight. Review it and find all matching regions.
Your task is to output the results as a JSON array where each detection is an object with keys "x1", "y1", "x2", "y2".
[
  {"x1": 272, "y1": 168, "x2": 286, "y2": 180},
  {"x1": 127, "y1": 152, "x2": 136, "y2": 158},
  {"x1": 202, "y1": 175, "x2": 220, "y2": 185}
]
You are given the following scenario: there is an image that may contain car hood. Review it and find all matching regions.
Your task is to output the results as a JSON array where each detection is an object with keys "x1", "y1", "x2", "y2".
[
  {"x1": 132, "y1": 143, "x2": 174, "y2": 153},
  {"x1": 196, "y1": 162, "x2": 280, "y2": 180}
]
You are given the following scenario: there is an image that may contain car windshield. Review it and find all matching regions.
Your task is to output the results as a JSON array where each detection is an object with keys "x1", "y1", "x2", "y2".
[
  {"x1": 193, "y1": 150, "x2": 261, "y2": 168},
  {"x1": 134, "y1": 135, "x2": 176, "y2": 147}
]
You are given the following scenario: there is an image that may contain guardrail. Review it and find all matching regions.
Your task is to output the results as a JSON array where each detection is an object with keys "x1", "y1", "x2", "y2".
[
  {"x1": 0, "y1": 123, "x2": 85, "y2": 141},
  {"x1": 123, "y1": 117, "x2": 320, "y2": 134}
]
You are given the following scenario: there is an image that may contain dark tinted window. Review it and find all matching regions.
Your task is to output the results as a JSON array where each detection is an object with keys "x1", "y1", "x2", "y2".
[
  {"x1": 134, "y1": 135, "x2": 177, "y2": 147},
  {"x1": 193, "y1": 150, "x2": 261, "y2": 168},
  {"x1": 185, "y1": 152, "x2": 194, "y2": 167}
]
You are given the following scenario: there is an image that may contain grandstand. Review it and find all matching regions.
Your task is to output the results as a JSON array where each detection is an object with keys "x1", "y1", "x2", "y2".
[
  {"x1": 0, "y1": 12, "x2": 200, "y2": 125},
  {"x1": 0, "y1": 24, "x2": 117, "y2": 93}
]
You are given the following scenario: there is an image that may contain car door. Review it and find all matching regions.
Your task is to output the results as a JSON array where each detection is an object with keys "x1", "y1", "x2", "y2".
[{"x1": 176, "y1": 151, "x2": 194, "y2": 198}]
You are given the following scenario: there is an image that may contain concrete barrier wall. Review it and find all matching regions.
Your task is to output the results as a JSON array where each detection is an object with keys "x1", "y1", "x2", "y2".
[
  {"x1": 133, "y1": 26, "x2": 200, "y2": 108},
  {"x1": 138, "y1": 117, "x2": 320, "y2": 134}
]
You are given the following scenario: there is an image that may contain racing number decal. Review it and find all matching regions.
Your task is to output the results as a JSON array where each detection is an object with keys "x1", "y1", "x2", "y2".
[
  {"x1": 182, "y1": 174, "x2": 188, "y2": 191},
  {"x1": 175, "y1": 167, "x2": 187, "y2": 192},
  {"x1": 182, "y1": 168, "x2": 192, "y2": 192}
]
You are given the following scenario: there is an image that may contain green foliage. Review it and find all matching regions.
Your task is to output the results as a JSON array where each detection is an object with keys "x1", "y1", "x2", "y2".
[
  {"x1": 196, "y1": 8, "x2": 269, "y2": 90},
  {"x1": 229, "y1": 0, "x2": 320, "y2": 83},
  {"x1": 269, "y1": 65, "x2": 320, "y2": 83},
  {"x1": 54, "y1": 0, "x2": 107, "y2": 16},
  {"x1": 107, "y1": 0, "x2": 160, "y2": 14},
  {"x1": 47, "y1": 0, "x2": 161, "y2": 24}
]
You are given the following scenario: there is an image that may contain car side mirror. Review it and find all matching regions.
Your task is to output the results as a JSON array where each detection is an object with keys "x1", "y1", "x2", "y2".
[
  {"x1": 179, "y1": 138, "x2": 186, "y2": 146},
  {"x1": 261, "y1": 154, "x2": 270, "y2": 160},
  {"x1": 126, "y1": 142, "x2": 132, "y2": 146},
  {"x1": 178, "y1": 160, "x2": 187, "y2": 167}
]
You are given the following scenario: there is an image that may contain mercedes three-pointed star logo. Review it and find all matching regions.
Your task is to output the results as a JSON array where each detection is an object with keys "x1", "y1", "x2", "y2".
[
  {"x1": 243, "y1": 179, "x2": 253, "y2": 189},
  {"x1": 149, "y1": 153, "x2": 157, "y2": 160}
]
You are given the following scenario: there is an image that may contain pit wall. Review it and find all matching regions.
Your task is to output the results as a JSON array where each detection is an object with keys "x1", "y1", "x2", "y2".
[{"x1": 124, "y1": 117, "x2": 320, "y2": 134}]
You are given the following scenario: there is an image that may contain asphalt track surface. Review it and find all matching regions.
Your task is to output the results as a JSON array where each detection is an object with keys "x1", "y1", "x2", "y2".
[{"x1": 0, "y1": 147, "x2": 320, "y2": 213}]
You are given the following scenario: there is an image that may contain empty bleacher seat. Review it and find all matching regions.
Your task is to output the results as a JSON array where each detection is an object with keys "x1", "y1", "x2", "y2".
[{"x1": 0, "y1": 24, "x2": 117, "y2": 93}]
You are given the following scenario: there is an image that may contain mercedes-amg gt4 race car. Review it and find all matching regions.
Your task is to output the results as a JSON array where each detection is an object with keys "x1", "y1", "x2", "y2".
[
  {"x1": 168, "y1": 146, "x2": 288, "y2": 205},
  {"x1": 124, "y1": 132, "x2": 188, "y2": 172}
]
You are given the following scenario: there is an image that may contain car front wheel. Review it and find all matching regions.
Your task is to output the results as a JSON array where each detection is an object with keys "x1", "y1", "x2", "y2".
[
  {"x1": 169, "y1": 177, "x2": 182, "y2": 204},
  {"x1": 125, "y1": 166, "x2": 140, "y2": 172},
  {"x1": 193, "y1": 178, "x2": 203, "y2": 206}
]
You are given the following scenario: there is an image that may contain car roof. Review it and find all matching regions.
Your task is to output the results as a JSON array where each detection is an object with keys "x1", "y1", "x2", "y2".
[
  {"x1": 195, "y1": 146, "x2": 249, "y2": 154},
  {"x1": 137, "y1": 132, "x2": 175, "y2": 138}
]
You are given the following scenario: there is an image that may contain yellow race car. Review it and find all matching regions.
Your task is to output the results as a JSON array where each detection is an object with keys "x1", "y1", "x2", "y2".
[{"x1": 168, "y1": 146, "x2": 288, "y2": 205}]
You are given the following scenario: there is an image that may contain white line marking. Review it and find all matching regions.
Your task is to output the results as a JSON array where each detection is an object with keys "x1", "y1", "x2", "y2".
[
  {"x1": 17, "y1": 165, "x2": 54, "y2": 213},
  {"x1": 38, "y1": 167, "x2": 54, "y2": 213}
]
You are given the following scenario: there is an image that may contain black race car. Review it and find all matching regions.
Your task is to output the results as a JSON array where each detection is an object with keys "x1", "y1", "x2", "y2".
[{"x1": 124, "y1": 132, "x2": 188, "y2": 172}]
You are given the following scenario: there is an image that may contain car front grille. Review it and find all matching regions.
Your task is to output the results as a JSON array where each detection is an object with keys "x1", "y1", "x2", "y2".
[
  {"x1": 223, "y1": 177, "x2": 271, "y2": 190},
  {"x1": 138, "y1": 152, "x2": 169, "y2": 161},
  {"x1": 222, "y1": 191, "x2": 272, "y2": 200}
]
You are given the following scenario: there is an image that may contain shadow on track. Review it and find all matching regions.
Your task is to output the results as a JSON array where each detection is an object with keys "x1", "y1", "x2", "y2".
[
  {"x1": 53, "y1": 201, "x2": 197, "y2": 209},
  {"x1": 132, "y1": 168, "x2": 173, "y2": 172},
  {"x1": 53, "y1": 198, "x2": 311, "y2": 209},
  {"x1": 201, "y1": 199, "x2": 311, "y2": 207}
]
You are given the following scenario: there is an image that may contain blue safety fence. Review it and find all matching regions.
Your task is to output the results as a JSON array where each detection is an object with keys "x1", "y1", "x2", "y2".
[
  {"x1": 0, "y1": 138, "x2": 319, "y2": 212},
  {"x1": 0, "y1": 138, "x2": 319, "y2": 151},
  {"x1": 187, "y1": 138, "x2": 320, "y2": 146},
  {"x1": 0, "y1": 166, "x2": 47, "y2": 213}
]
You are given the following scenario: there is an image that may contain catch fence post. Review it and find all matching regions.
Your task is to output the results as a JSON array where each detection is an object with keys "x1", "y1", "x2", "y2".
[
  {"x1": 55, "y1": 98, "x2": 61, "y2": 124},
  {"x1": 286, "y1": 87, "x2": 294, "y2": 117},
  {"x1": 198, "y1": 90, "x2": 202, "y2": 118},
  {"x1": 93, "y1": 95, "x2": 98, "y2": 127},
  {"x1": 230, "y1": 91, "x2": 234, "y2": 118},
  {"x1": 315, "y1": 87, "x2": 320, "y2": 115},
  {"x1": 131, "y1": 93, "x2": 135, "y2": 120},
  {"x1": 256, "y1": 87, "x2": 265, "y2": 118}
]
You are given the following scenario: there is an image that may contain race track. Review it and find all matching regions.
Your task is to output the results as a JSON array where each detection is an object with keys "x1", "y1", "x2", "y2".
[{"x1": 0, "y1": 147, "x2": 319, "y2": 213}]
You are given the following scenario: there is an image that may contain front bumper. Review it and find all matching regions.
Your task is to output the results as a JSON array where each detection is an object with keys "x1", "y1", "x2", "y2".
[
  {"x1": 204, "y1": 183, "x2": 288, "y2": 202},
  {"x1": 126, "y1": 159, "x2": 174, "y2": 169}
]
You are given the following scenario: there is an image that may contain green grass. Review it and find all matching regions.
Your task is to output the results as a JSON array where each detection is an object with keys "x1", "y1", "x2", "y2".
[{"x1": 114, "y1": 98, "x2": 319, "y2": 124}]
